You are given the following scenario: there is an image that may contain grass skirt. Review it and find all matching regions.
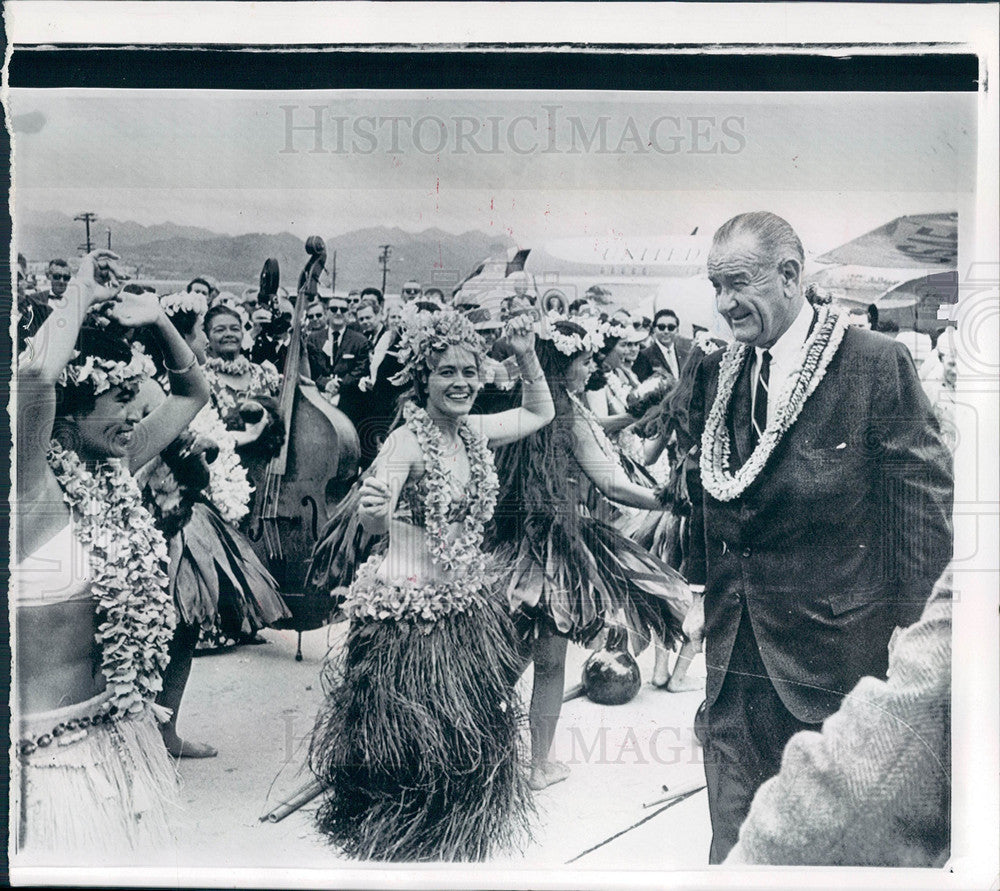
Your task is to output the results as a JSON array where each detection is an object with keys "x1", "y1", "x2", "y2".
[
  {"x1": 308, "y1": 590, "x2": 533, "y2": 862},
  {"x1": 169, "y1": 500, "x2": 290, "y2": 635},
  {"x1": 13, "y1": 692, "x2": 179, "y2": 862},
  {"x1": 501, "y1": 513, "x2": 690, "y2": 654}
]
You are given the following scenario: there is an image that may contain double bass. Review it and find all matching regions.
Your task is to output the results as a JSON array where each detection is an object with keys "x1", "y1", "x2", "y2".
[{"x1": 247, "y1": 237, "x2": 360, "y2": 657}]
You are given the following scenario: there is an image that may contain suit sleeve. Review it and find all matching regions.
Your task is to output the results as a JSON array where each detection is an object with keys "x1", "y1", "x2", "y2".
[
  {"x1": 681, "y1": 355, "x2": 711, "y2": 586},
  {"x1": 307, "y1": 341, "x2": 333, "y2": 389},
  {"x1": 874, "y1": 340, "x2": 954, "y2": 618},
  {"x1": 338, "y1": 334, "x2": 372, "y2": 390},
  {"x1": 633, "y1": 350, "x2": 653, "y2": 382}
]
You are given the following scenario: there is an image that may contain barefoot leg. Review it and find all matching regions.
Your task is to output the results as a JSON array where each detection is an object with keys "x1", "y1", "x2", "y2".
[
  {"x1": 666, "y1": 640, "x2": 703, "y2": 692},
  {"x1": 157, "y1": 621, "x2": 218, "y2": 758},
  {"x1": 528, "y1": 628, "x2": 571, "y2": 790},
  {"x1": 650, "y1": 632, "x2": 672, "y2": 687}
]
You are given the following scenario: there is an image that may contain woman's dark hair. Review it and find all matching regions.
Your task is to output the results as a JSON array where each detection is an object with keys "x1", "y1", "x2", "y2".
[
  {"x1": 54, "y1": 325, "x2": 135, "y2": 419},
  {"x1": 203, "y1": 303, "x2": 242, "y2": 335},
  {"x1": 586, "y1": 332, "x2": 622, "y2": 391},
  {"x1": 491, "y1": 320, "x2": 589, "y2": 544}
]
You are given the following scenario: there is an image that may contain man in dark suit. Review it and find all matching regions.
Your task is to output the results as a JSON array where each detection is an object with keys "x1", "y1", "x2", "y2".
[
  {"x1": 18, "y1": 258, "x2": 71, "y2": 351},
  {"x1": 684, "y1": 212, "x2": 953, "y2": 863},
  {"x1": 633, "y1": 308, "x2": 693, "y2": 383},
  {"x1": 308, "y1": 295, "x2": 371, "y2": 428}
]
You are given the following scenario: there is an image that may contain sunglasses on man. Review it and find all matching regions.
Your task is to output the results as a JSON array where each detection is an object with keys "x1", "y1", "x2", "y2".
[
  {"x1": 632, "y1": 320, "x2": 650, "y2": 330},
  {"x1": 328, "y1": 306, "x2": 349, "y2": 314},
  {"x1": 50, "y1": 273, "x2": 72, "y2": 282},
  {"x1": 655, "y1": 322, "x2": 678, "y2": 332},
  {"x1": 401, "y1": 287, "x2": 421, "y2": 295}
]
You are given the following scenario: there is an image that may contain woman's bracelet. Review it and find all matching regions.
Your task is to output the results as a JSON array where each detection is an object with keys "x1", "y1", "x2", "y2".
[
  {"x1": 516, "y1": 352, "x2": 544, "y2": 382},
  {"x1": 165, "y1": 352, "x2": 198, "y2": 375}
]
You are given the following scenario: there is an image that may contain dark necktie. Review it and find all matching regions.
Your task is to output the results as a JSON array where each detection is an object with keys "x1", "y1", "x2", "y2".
[
  {"x1": 329, "y1": 333, "x2": 339, "y2": 360},
  {"x1": 751, "y1": 350, "x2": 771, "y2": 446}
]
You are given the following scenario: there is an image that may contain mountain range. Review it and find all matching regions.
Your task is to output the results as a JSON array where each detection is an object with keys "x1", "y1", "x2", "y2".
[{"x1": 15, "y1": 211, "x2": 518, "y2": 293}]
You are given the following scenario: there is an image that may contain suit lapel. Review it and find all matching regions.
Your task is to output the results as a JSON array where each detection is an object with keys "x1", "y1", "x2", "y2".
[{"x1": 729, "y1": 350, "x2": 755, "y2": 469}]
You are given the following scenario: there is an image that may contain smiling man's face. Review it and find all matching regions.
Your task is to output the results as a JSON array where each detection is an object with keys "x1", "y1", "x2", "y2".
[{"x1": 708, "y1": 231, "x2": 800, "y2": 349}]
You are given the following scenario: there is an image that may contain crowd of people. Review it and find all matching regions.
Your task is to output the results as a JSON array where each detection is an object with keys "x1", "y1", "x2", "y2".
[{"x1": 11, "y1": 211, "x2": 955, "y2": 868}]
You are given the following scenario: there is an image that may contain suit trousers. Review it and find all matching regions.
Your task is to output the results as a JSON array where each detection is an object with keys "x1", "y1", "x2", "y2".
[{"x1": 702, "y1": 606, "x2": 820, "y2": 863}]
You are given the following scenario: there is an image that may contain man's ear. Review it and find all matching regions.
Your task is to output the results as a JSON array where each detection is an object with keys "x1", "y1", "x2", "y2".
[{"x1": 779, "y1": 257, "x2": 801, "y2": 295}]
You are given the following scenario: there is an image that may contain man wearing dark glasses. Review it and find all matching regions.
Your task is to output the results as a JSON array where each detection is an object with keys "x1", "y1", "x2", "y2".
[
  {"x1": 308, "y1": 295, "x2": 371, "y2": 428},
  {"x1": 17, "y1": 258, "x2": 72, "y2": 351},
  {"x1": 633, "y1": 307, "x2": 692, "y2": 383}
]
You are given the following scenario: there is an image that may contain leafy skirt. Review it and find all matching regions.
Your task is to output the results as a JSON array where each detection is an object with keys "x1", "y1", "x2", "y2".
[{"x1": 308, "y1": 565, "x2": 532, "y2": 862}]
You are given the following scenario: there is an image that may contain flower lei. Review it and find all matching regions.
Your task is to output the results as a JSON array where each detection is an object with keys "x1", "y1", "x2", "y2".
[
  {"x1": 160, "y1": 290, "x2": 208, "y2": 318},
  {"x1": 341, "y1": 402, "x2": 500, "y2": 626},
  {"x1": 46, "y1": 442, "x2": 175, "y2": 717},
  {"x1": 56, "y1": 347, "x2": 156, "y2": 398},
  {"x1": 700, "y1": 307, "x2": 850, "y2": 502},
  {"x1": 542, "y1": 313, "x2": 607, "y2": 355},
  {"x1": 206, "y1": 354, "x2": 252, "y2": 377},
  {"x1": 187, "y1": 403, "x2": 253, "y2": 523},
  {"x1": 344, "y1": 559, "x2": 496, "y2": 625},
  {"x1": 389, "y1": 303, "x2": 485, "y2": 387},
  {"x1": 402, "y1": 401, "x2": 499, "y2": 571}
]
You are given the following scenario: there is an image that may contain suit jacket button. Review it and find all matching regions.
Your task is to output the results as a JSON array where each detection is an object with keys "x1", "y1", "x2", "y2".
[{"x1": 741, "y1": 547, "x2": 752, "y2": 558}]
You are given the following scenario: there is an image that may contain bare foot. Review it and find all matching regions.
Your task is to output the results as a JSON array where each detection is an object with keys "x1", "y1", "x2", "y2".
[
  {"x1": 528, "y1": 760, "x2": 570, "y2": 791},
  {"x1": 163, "y1": 733, "x2": 218, "y2": 758},
  {"x1": 666, "y1": 675, "x2": 704, "y2": 693}
]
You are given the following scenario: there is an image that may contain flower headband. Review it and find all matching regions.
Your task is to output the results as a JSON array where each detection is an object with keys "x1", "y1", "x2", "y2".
[
  {"x1": 57, "y1": 344, "x2": 156, "y2": 397},
  {"x1": 389, "y1": 303, "x2": 485, "y2": 386},
  {"x1": 160, "y1": 290, "x2": 208, "y2": 317},
  {"x1": 542, "y1": 313, "x2": 607, "y2": 356}
]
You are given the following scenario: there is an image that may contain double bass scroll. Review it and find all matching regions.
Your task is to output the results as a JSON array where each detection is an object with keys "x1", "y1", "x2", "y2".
[{"x1": 248, "y1": 237, "x2": 360, "y2": 617}]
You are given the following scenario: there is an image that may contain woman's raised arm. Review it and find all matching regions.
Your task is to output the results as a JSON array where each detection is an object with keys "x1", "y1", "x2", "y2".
[{"x1": 473, "y1": 321, "x2": 554, "y2": 448}]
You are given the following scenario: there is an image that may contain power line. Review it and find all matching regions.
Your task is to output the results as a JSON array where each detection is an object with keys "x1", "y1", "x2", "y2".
[
  {"x1": 378, "y1": 244, "x2": 392, "y2": 295},
  {"x1": 74, "y1": 212, "x2": 98, "y2": 253}
]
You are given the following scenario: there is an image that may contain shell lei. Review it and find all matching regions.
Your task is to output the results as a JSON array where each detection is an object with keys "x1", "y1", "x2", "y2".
[
  {"x1": 47, "y1": 442, "x2": 176, "y2": 716},
  {"x1": 700, "y1": 307, "x2": 849, "y2": 502}
]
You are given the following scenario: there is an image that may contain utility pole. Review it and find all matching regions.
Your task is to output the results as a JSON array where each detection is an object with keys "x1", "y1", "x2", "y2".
[
  {"x1": 330, "y1": 250, "x2": 337, "y2": 294},
  {"x1": 106, "y1": 228, "x2": 112, "y2": 250},
  {"x1": 74, "y1": 212, "x2": 98, "y2": 253},
  {"x1": 378, "y1": 244, "x2": 392, "y2": 295}
]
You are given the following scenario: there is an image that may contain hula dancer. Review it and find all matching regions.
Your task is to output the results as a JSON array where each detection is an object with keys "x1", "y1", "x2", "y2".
[
  {"x1": 13, "y1": 251, "x2": 209, "y2": 858},
  {"x1": 488, "y1": 317, "x2": 693, "y2": 791},
  {"x1": 308, "y1": 305, "x2": 554, "y2": 862}
]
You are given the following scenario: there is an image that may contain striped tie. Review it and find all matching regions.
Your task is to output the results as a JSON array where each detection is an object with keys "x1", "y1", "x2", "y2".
[{"x1": 751, "y1": 350, "x2": 771, "y2": 446}]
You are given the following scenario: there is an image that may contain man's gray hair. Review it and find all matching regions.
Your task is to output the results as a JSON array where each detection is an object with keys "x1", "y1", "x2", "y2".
[{"x1": 713, "y1": 211, "x2": 804, "y2": 267}]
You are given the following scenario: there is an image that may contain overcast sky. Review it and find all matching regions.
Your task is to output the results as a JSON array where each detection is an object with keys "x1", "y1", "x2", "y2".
[{"x1": 10, "y1": 89, "x2": 976, "y2": 254}]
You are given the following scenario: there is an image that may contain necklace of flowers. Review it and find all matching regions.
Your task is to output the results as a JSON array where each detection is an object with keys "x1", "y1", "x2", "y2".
[
  {"x1": 47, "y1": 441, "x2": 176, "y2": 718},
  {"x1": 700, "y1": 307, "x2": 849, "y2": 502},
  {"x1": 402, "y1": 400, "x2": 499, "y2": 572},
  {"x1": 206, "y1": 354, "x2": 251, "y2": 376}
]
